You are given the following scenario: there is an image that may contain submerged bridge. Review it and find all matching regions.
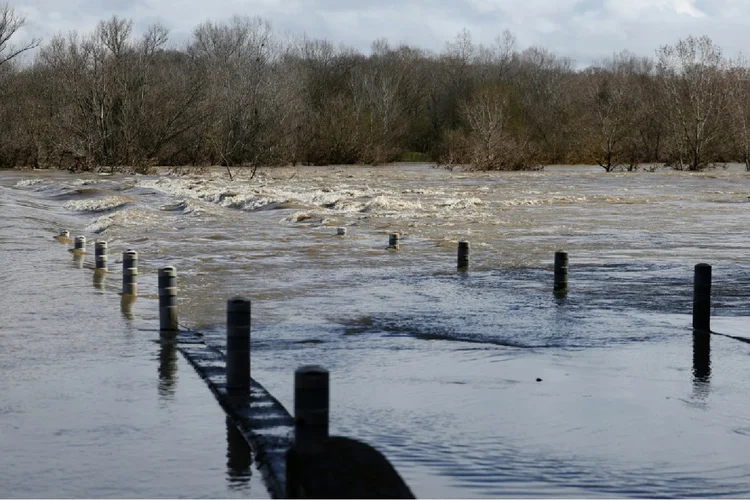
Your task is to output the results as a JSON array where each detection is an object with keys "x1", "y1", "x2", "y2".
[
  {"x1": 60, "y1": 233, "x2": 415, "y2": 499},
  {"x1": 57, "y1": 230, "x2": 734, "y2": 498}
]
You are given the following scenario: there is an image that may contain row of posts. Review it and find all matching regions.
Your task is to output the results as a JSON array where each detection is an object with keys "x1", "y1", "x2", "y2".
[
  {"x1": 81, "y1": 233, "x2": 714, "y2": 341},
  {"x1": 64, "y1": 231, "x2": 177, "y2": 333},
  {"x1": 65, "y1": 232, "x2": 330, "y2": 443},
  {"x1": 62, "y1": 229, "x2": 718, "y2": 498},
  {"x1": 64, "y1": 233, "x2": 380, "y2": 496},
  {"x1": 386, "y1": 233, "x2": 713, "y2": 331},
  {"x1": 214, "y1": 295, "x2": 406, "y2": 496},
  {"x1": 66, "y1": 229, "x2": 716, "y2": 331},
  {"x1": 65, "y1": 231, "x2": 375, "y2": 445},
  {"x1": 386, "y1": 232, "x2": 570, "y2": 293},
  {"x1": 73, "y1": 237, "x2": 328, "y2": 495},
  {"x1": 94, "y1": 229, "x2": 569, "y2": 304}
]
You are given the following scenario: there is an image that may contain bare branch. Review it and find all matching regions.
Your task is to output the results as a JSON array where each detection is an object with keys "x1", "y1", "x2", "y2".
[{"x1": 0, "y1": 2, "x2": 40, "y2": 67}]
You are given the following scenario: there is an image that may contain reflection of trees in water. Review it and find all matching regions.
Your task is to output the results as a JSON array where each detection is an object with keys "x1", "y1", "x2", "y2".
[
  {"x1": 158, "y1": 340, "x2": 178, "y2": 400},
  {"x1": 692, "y1": 332, "x2": 711, "y2": 401},
  {"x1": 226, "y1": 416, "x2": 252, "y2": 490}
]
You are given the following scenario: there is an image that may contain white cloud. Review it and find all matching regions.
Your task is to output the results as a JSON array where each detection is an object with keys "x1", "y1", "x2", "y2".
[
  {"x1": 7, "y1": 0, "x2": 750, "y2": 65},
  {"x1": 603, "y1": 0, "x2": 692, "y2": 20},
  {"x1": 674, "y1": 0, "x2": 705, "y2": 17}
]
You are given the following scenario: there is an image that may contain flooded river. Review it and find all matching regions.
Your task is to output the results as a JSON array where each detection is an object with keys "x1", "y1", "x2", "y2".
[{"x1": 3, "y1": 163, "x2": 750, "y2": 497}]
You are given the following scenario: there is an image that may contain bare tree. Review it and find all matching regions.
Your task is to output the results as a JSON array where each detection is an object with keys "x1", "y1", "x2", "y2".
[
  {"x1": 36, "y1": 17, "x2": 140, "y2": 168},
  {"x1": 577, "y1": 52, "x2": 648, "y2": 171},
  {"x1": 624, "y1": 55, "x2": 664, "y2": 167},
  {"x1": 447, "y1": 84, "x2": 536, "y2": 171},
  {"x1": 189, "y1": 16, "x2": 279, "y2": 171},
  {"x1": 474, "y1": 30, "x2": 516, "y2": 84},
  {"x1": 0, "y1": 2, "x2": 40, "y2": 67},
  {"x1": 349, "y1": 40, "x2": 427, "y2": 164},
  {"x1": 513, "y1": 46, "x2": 575, "y2": 163},
  {"x1": 37, "y1": 32, "x2": 96, "y2": 169},
  {"x1": 35, "y1": 17, "x2": 207, "y2": 171},
  {"x1": 288, "y1": 35, "x2": 364, "y2": 165},
  {"x1": 0, "y1": 3, "x2": 41, "y2": 168},
  {"x1": 8, "y1": 8, "x2": 750, "y2": 173},
  {"x1": 435, "y1": 29, "x2": 477, "y2": 131},
  {"x1": 656, "y1": 35, "x2": 729, "y2": 171},
  {"x1": 726, "y1": 56, "x2": 750, "y2": 170}
]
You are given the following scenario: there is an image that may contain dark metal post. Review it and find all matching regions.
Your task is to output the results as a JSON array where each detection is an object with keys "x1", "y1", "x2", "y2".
[
  {"x1": 693, "y1": 263, "x2": 712, "y2": 332},
  {"x1": 122, "y1": 250, "x2": 138, "y2": 296},
  {"x1": 554, "y1": 251, "x2": 569, "y2": 294},
  {"x1": 457, "y1": 241, "x2": 469, "y2": 271},
  {"x1": 226, "y1": 297, "x2": 251, "y2": 392},
  {"x1": 388, "y1": 233, "x2": 400, "y2": 250},
  {"x1": 95, "y1": 241, "x2": 108, "y2": 271},
  {"x1": 74, "y1": 235, "x2": 86, "y2": 253},
  {"x1": 158, "y1": 266, "x2": 178, "y2": 333},
  {"x1": 294, "y1": 365, "x2": 329, "y2": 447}
]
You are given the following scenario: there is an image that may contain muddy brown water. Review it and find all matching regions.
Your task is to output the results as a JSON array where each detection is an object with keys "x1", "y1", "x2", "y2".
[{"x1": 3, "y1": 164, "x2": 750, "y2": 498}]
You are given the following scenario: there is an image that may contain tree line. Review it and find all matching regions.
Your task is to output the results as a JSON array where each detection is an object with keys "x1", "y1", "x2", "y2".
[{"x1": 1, "y1": 2, "x2": 750, "y2": 172}]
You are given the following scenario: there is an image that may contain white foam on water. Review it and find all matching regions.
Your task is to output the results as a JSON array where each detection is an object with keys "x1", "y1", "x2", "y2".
[
  {"x1": 64, "y1": 195, "x2": 132, "y2": 213},
  {"x1": 402, "y1": 188, "x2": 446, "y2": 195},
  {"x1": 137, "y1": 176, "x2": 433, "y2": 219},
  {"x1": 15, "y1": 177, "x2": 106, "y2": 197},
  {"x1": 360, "y1": 195, "x2": 423, "y2": 213},
  {"x1": 133, "y1": 169, "x2": 668, "y2": 228},
  {"x1": 139, "y1": 178, "x2": 293, "y2": 211},
  {"x1": 14, "y1": 179, "x2": 43, "y2": 187},
  {"x1": 220, "y1": 190, "x2": 289, "y2": 211},
  {"x1": 283, "y1": 211, "x2": 327, "y2": 225},
  {"x1": 436, "y1": 197, "x2": 483, "y2": 209},
  {"x1": 495, "y1": 195, "x2": 585, "y2": 207},
  {"x1": 494, "y1": 194, "x2": 647, "y2": 207},
  {"x1": 86, "y1": 207, "x2": 158, "y2": 234},
  {"x1": 159, "y1": 198, "x2": 224, "y2": 216}
]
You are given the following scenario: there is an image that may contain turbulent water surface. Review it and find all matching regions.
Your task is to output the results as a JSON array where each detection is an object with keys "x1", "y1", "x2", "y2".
[{"x1": 3, "y1": 164, "x2": 750, "y2": 498}]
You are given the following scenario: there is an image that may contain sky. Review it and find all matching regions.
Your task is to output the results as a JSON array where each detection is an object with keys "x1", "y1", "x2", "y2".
[{"x1": 10, "y1": 0, "x2": 750, "y2": 65}]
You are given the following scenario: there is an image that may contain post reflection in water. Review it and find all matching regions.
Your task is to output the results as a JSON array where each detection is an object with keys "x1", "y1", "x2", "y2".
[
  {"x1": 226, "y1": 416, "x2": 253, "y2": 490},
  {"x1": 158, "y1": 339, "x2": 178, "y2": 400},
  {"x1": 93, "y1": 269, "x2": 106, "y2": 291},
  {"x1": 120, "y1": 294, "x2": 136, "y2": 320},
  {"x1": 692, "y1": 332, "x2": 711, "y2": 400},
  {"x1": 72, "y1": 252, "x2": 84, "y2": 269}
]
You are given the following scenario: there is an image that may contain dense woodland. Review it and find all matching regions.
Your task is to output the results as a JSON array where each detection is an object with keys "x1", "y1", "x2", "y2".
[{"x1": 2, "y1": 2, "x2": 750, "y2": 172}]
